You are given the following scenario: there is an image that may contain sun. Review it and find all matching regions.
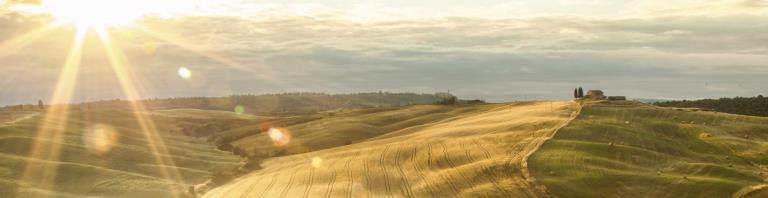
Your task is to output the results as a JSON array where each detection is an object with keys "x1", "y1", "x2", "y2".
[{"x1": 39, "y1": 0, "x2": 147, "y2": 30}]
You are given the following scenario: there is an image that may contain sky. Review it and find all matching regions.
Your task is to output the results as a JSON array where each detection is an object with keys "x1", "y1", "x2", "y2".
[{"x1": 0, "y1": 0, "x2": 767, "y2": 105}]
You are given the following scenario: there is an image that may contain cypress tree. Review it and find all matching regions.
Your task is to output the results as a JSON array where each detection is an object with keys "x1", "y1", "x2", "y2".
[
  {"x1": 578, "y1": 87, "x2": 584, "y2": 98},
  {"x1": 574, "y1": 88, "x2": 578, "y2": 99}
]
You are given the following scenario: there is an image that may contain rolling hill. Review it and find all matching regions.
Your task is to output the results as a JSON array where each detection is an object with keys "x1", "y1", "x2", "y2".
[
  {"x1": 2, "y1": 98, "x2": 766, "y2": 197},
  {"x1": 202, "y1": 101, "x2": 579, "y2": 197},
  {"x1": 529, "y1": 101, "x2": 768, "y2": 197},
  {"x1": 202, "y1": 100, "x2": 768, "y2": 198},
  {"x1": 0, "y1": 108, "x2": 246, "y2": 197}
]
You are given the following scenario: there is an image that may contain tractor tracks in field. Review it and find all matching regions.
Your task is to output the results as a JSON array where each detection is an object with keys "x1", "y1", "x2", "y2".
[
  {"x1": 237, "y1": 174, "x2": 264, "y2": 198},
  {"x1": 440, "y1": 142, "x2": 475, "y2": 192},
  {"x1": 472, "y1": 139, "x2": 508, "y2": 196},
  {"x1": 323, "y1": 161, "x2": 338, "y2": 198},
  {"x1": 279, "y1": 171, "x2": 297, "y2": 198},
  {"x1": 344, "y1": 151, "x2": 361, "y2": 198},
  {"x1": 363, "y1": 153, "x2": 374, "y2": 198},
  {"x1": 202, "y1": 101, "x2": 580, "y2": 198},
  {"x1": 302, "y1": 165, "x2": 315, "y2": 198},
  {"x1": 411, "y1": 145, "x2": 437, "y2": 197},
  {"x1": 258, "y1": 176, "x2": 277, "y2": 198},
  {"x1": 435, "y1": 142, "x2": 464, "y2": 196},
  {"x1": 393, "y1": 145, "x2": 415, "y2": 197},
  {"x1": 379, "y1": 145, "x2": 394, "y2": 198},
  {"x1": 466, "y1": 140, "x2": 510, "y2": 197}
]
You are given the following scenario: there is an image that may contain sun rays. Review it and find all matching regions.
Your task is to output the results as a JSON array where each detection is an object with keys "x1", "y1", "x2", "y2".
[
  {"x1": 10, "y1": 23, "x2": 189, "y2": 197},
  {"x1": 8, "y1": 24, "x2": 187, "y2": 195},
  {"x1": 97, "y1": 29, "x2": 186, "y2": 192},
  {"x1": 2, "y1": 2, "x2": 278, "y2": 195},
  {"x1": 137, "y1": 28, "x2": 277, "y2": 82},
  {"x1": 0, "y1": 24, "x2": 56, "y2": 59},
  {"x1": 19, "y1": 28, "x2": 86, "y2": 191}
]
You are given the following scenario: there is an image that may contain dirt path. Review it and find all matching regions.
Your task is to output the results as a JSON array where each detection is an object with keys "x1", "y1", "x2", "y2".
[
  {"x1": 0, "y1": 111, "x2": 39, "y2": 126},
  {"x1": 203, "y1": 101, "x2": 579, "y2": 198},
  {"x1": 733, "y1": 184, "x2": 768, "y2": 198},
  {"x1": 519, "y1": 102, "x2": 582, "y2": 197}
]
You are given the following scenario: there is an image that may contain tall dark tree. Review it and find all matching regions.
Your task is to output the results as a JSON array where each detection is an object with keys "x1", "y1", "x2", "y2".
[
  {"x1": 37, "y1": 100, "x2": 45, "y2": 110},
  {"x1": 573, "y1": 88, "x2": 578, "y2": 99},
  {"x1": 577, "y1": 87, "x2": 584, "y2": 98}
]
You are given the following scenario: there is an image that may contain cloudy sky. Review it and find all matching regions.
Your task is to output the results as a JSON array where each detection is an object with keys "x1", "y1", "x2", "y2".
[{"x1": 0, "y1": 0, "x2": 767, "y2": 105}]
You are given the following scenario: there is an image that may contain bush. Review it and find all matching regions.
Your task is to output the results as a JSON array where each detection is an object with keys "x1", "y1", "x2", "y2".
[
  {"x1": 211, "y1": 170, "x2": 237, "y2": 185},
  {"x1": 242, "y1": 156, "x2": 263, "y2": 170},
  {"x1": 216, "y1": 143, "x2": 234, "y2": 152},
  {"x1": 436, "y1": 96, "x2": 458, "y2": 105},
  {"x1": 232, "y1": 147, "x2": 246, "y2": 157},
  {"x1": 270, "y1": 149, "x2": 287, "y2": 157}
]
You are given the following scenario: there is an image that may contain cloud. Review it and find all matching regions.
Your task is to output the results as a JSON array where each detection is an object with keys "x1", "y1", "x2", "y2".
[
  {"x1": 628, "y1": 0, "x2": 768, "y2": 16},
  {"x1": 126, "y1": 14, "x2": 768, "y2": 100},
  {"x1": 0, "y1": 2, "x2": 767, "y2": 104}
]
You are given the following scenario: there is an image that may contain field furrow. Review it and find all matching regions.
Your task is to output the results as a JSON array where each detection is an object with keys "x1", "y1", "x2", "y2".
[
  {"x1": 464, "y1": 141, "x2": 508, "y2": 197},
  {"x1": 410, "y1": 145, "x2": 436, "y2": 197},
  {"x1": 378, "y1": 145, "x2": 394, "y2": 198},
  {"x1": 362, "y1": 155, "x2": 373, "y2": 198},
  {"x1": 238, "y1": 174, "x2": 264, "y2": 198},
  {"x1": 203, "y1": 101, "x2": 577, "y2": 198},
  {"x1": 393, "y1": 145, "x2": 414, "y2": 197},
  {"x1": 440, "y1": 142, "x2": 474, "y2": 192},
  {"x1": 433, "y1": 142, "x2": 462, "y2": 196},
  {"x1": 323, "y1": 167, "x2": 337, "y2": 198},
  {"x1": 303, "y1": 165, "x2": 315, "y2": 197},
  {"x1": 278, "y1": 171, "x2": 297, "y2": 198},
  {"x1": 258, "y1": 176, "x2": 277, "y2": 198},
  {"x1": 344, "y1": 151, "x2": 360, "y2": 198}
]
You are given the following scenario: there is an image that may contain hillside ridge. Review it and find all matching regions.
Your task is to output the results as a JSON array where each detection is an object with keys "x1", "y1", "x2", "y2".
[{"x1": 203, "y1": 101, "x2": 578, "y2": 197}]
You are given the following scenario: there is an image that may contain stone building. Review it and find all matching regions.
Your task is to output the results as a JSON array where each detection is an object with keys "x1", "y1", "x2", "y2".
[{"x1": 585, "y1": 90, "x2": 606, "y2": 100}]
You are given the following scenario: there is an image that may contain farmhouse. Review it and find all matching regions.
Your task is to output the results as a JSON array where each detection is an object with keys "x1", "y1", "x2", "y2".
[
  {"x1": 582, "y1": 89, "x2": 626, "y2": 101},
  {"x1": 585, "y1": 90, "x2": 606, "y2": 100}
]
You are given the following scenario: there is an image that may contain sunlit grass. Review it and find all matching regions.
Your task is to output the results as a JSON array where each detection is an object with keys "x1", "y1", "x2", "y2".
[{"x1": 529, "y1": 101, "x2": 768, "y2": 197}]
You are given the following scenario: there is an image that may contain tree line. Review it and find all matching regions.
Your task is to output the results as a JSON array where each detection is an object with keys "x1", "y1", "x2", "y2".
[
  {"x1": 72, "y1": 92, "x2": 455, "y2": 114},
  {"x1": 654, "y1": 95, "x2": 768, "y2": 117}
]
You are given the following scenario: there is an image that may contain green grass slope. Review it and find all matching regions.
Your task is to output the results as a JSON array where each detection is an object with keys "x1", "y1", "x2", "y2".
[
  {"x1": 0, "y1": 109, "x2": 243, "y2": 197},
  {"x1": 529, "y1": 101, "x2": 768, "y2": 198}
]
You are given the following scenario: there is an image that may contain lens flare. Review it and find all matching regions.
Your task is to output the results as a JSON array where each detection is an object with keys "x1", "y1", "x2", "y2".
[
  {"x1": 234, "y1": 105, "x2": 245, "y2": 114},
  {"x1": 311, "y1": 156, "x2": 323, "y2": 168},
  {"x1": 267, "y1": 127, "x2": 291, "y2": 146},
  {"x1": 82, "y1": 124, "x2": 119, "y2": 155},
  {"x1": 143, "y1": 41, "x2": 157, "y2": 55},
  {"x1": 97, "y1": 30, "x2": 186, "y2": 194},
  {"x1": 177, "y1": 67, "x2": 192, "y2": 79}
]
